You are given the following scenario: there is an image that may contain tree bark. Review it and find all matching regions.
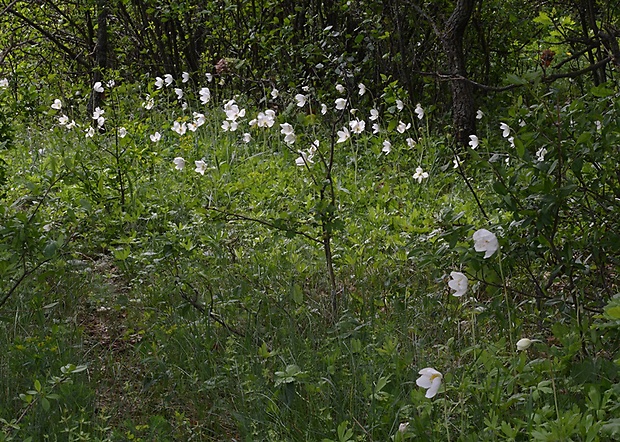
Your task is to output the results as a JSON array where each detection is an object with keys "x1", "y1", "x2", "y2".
[{"x1": 440, "y1": 0, "x2": 476, "y2": 145}]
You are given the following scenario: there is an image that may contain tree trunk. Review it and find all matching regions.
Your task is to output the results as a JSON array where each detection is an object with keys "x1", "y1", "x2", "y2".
[{"x1": 440, "y1": 0, "x2": 475, "y2": 145}]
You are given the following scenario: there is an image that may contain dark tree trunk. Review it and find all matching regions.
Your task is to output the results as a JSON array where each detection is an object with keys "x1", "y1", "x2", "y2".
[{"x1": 440, "y1": 0, "x2": 475, "y2": 145}]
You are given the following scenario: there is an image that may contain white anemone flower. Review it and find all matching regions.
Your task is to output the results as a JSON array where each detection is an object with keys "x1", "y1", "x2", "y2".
[
  {"x1": 416, "y1": 368, "x2": 443, "y2": 398},
  {"x1": 0, "y1": 78, "x2": 8, "y2": 87},
  {"x1": 369, "y1": 109, "x2": 379, "y2": 121},
  {"x1": 335, "y1": 98, "x2": 347, "y2": 110},
  {"x1": 406, "y1": 138, "x2": 416, "y2": 147},
  {"x1": 243, "y1": 133, "x2": 252, "y2": 143},
  {"x1": 205, "y1": 73, "x2": 213, "y2": 82},
  {"x1": 164, "y1": 74, "x2": 174, "y2": 86},
  {"x1": 396, "y1": 99, "x2": 404, "y2": 111},
  {"x1": 172, "y1": 121, "x2": 187, "y2": 135},
  {"x1": 271, "y1": 88, "x2": 279, "y2": 99},
  {"x1": 174, "y1": 88, "x2": 183, "y2": 100},
  {"x1": 358, "y1": 83, "x2": 366, "y2": 96},
  {"x1": 182, "y1": 71, "x2": 190, "y2": 83},
  {"x1": 382, "y1": 140, "x2": 392, "y2": 154},
  {"x1": 516, "y1": 338, "x2": 540, "y2": 351},
  {"x1": 51, "y1": 99, "x2": 62, "y2": 110},
  {"x1": 280, "y1": 123, "x2": 296, "y2": 144},
  {"x1": 372, "y1": 123, "x2": 380, "y2": 134},
  {"x1": 173, "y1": 157, "x2": 185, "y2": 170},
  {"x1": 93, "y1": 82, "x2": 104, "y2": 93},
  {"x1": 194, "y1": 160, "x2": 207, "y2": 175},
  {"x1": 473, "y1": 228, "x2": 499, "y2": 258},
  {"x1": 536, "y1": 147, "x2": 547, "y2": 162},
  {"x1": 413, "y1": 166, "x2": 429, "y2": 183},
  {"x1": 58, "y1": 115, "x2": 69, "y2": 125},
  {"x1": 295, "y1": 94, "x2": 307, "y2": 107},
  {"x1": 397, "y1": 121, "x2": 411, "y2": 133},
  {"x1": 469, "y1": 135, "x2": 479, "y2": 149},
  {"x1": 476, "y1": 109, "x2": 484, "y2": 119},
  {"x1": 500, "y1": 122, "x2": 511, "y2": 138},
  {"x1": 154, "y1": 77, "x2": 164, "y2": 89},
  {"x1": 321, "y1": 103, "x2": 328, "y2": 115},
  {"x1": 150, "y1": 132, "x2": 161, "y2": 142},
  {"x1": 414, "y1": 103, "x2": 424, "y2": 119},
  {"x1": 199, "y1": 87, "x2": 211, "y2": 104},
  {"x1": 448, "y1": 271, "x2": 468, "y2": 297},
  {"x1": 349, "y1": 119, "x2": 365, "y2": 134},
  {"x1": 85, "y1": 127, "x2": 95, "y2": 138},
  {"x1": 337, "y1": 127, "x2": 350, "y2": 143},
  {"x1": 143, "y1": 95, "x2": 155, "y2": 110},
  {"x1": 336, "y1": 84, "x2": 345, "y2": 93},
  {"x1": 118, "y1": 127, "x2": 127, "y2": 138}
]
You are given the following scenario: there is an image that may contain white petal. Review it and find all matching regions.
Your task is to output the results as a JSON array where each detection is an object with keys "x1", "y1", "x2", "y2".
[{"x1": 426, "y1": 376, "x2": 442, "y2": 398}]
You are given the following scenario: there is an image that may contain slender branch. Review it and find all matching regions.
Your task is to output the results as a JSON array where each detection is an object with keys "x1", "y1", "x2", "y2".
[{"x1": 206, "y1": 207, "x2": 322, "y2": 244}]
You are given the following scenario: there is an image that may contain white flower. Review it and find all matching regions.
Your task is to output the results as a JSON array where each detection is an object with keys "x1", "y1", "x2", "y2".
[
  {"x1": 58, "y1": 115, "x2": 69, "y2": 125},
  {"x1": 107, "y1": 79, "x2": 115, "y2": 88},
  {"x1": 508, "y1": 136, "x2": 515, "y2": 148},
  {"x1": 397, "y1": 121, "x2": 411, "y2": 133},
  {"x1": 51, "y1": 99, "x2": 62, "y2": 110},
  {"x1": 416, "y1": 368, "x2": 443, "y2": 398},
  {"x1": 406, "y1": 138, "x2": 416, "y2": 147},
  {"x1": 595, "y1": 120, "x2": 602, "y2": 131},
  {"x1": 187, "y1": 122, "x2": 198, "y2": 132},
  {"x1": 172, "y1": 121, "x2": 187, "y2": 135},
  {"x1": 118, "y1": 127, "x2": 127, "y2": 138},
  {"x1": 143, "y1": 95, "x2": 155, "y2": 110},
  {"x1": 66, "y1": 120, "x2": 76, "y2": 129},
  {"x1": 448, "y1": 271, "x2": 468, "y2": 297},
  {"x1": 92, "y1": 107, "x2": 104, "y2": 120},
  {"x1": 255, "y1": 109, "x2": 276, "y2": 128},
  {"x1": 243, "y1": 133, "x2": 252, "y2": 143},
  {"x1": 398, "y1": 422, "x2": 409, "y2": 434},
  {"x1": 93, "y1": 81, "x2": 104, "y2": 93},
  {"x1": 469, "y1": 135, "x2": 479, "y2": 149},
  {"x1": 519, "y1": 119, "x2": 526, "y2": 127},
  {"x1": 336, "y1": 84, "x2": 345, "y2": 93},
  {"x1": 173, "y1": 157, "x2": 186, "y2": 170},
  {"x1": 414, "y1": 103, "x2": 424, "y2": 119},
  {"x1": 476, "y1": 109, "x2": 484, "y2": 120},
  {"x1": 205, "y1": 73, "x2": 213, "y2": 82},
  {"x1": 182, "y1": 71, "x2": 190, "y2": 83},
  {"x1": 224, "y1": 99, "x2": 245, "y2": 121},
  {"x1": 453, "y1": 156, "x2": 462, "y2": 168},
  {"x1": 295, "y1": 94, "x2": 307, "y2": 107},
  {"x1": 321, "y1": 103, "x2": 328, "y2": 115},
  {"x1": 372, "y1": 123, "x2": 380, "y2": 134},
  {"x1": 349, "y1": 119, "x2": 365, "y2": 134},
  {"x1": 164, "y1": 74, "x2": 174, "y2": 86},
  {"x1": 0, "y1": 78, "x2": 8, "y2": 88},
  {"x1": 536, "y1": 147, "x2": 547, "y2": 162},
  {"x1": 270, "y1": 88, "x2": 279, "y2": 99},
  {"x1": 193, "y1": 112, "x2": 206, "y2": 127},
  {"x1": 516, "y1": 338, "x2": 533, "y2": 351},
  {"x1": 199, "y1": 87, "x2": 211, "y2": 104},
  {"x1": 369, "y1": 109, "x2": 379, "y2": 121},
  {"x1": 85, "y1": 127, "x2": 95, "y2": 138},
  {"x1": 382, "y1": 140, "x2": 392, "y2": 154},
  {"x1": 221, "y1": 120, "x2": 238, "y2": 132},
  {"x1": 337, "y1": 127, "x2": 350, "y2": 143},
  {"x1": 154, "y1": 77, "x2": 164, "y2": 89},
  {"x1": 280, "y1": 123, "x2": 296, "y2": 144},
  {"x1": 174, "y1": 88, "x2": 183, "y2": 100},
  {"x1": 358, "y1": 83, "x2": 366, "y2": 96},
  {"x1": 473, "y1": 228, "x2": 499, "y2": 258},
  {"x1": 194, "y1": 160, "x2": 207, "y2": 175},
  {"x1": 396, "y1": 99, "x2": 404, "y2": 111},
  {"x1": 413, "y1": 166, "x2": 429, "y2": 183},
  {"x1": 335, "y1": 98, "x2": 347, "y2": 110},
  {"x1": 150, "y1": 132, "x2": 161, "y2": 142},
  {"x1": 500, "y1": 122, "x2": 511, "y2": 138}
]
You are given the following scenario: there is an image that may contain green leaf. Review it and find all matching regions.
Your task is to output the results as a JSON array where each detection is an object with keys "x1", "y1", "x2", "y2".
[
  {"x1": 41, "y1": 397, "x2": 50, "y2": 412},
  {"x1": 590, "y1": 85, "x2": 615, "y2": 98},
  {"x1": 34, "y1": 379, "x2": 42, "y2": 393}
]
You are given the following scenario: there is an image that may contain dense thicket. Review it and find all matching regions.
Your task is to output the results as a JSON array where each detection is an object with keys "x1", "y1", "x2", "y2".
[{"x1": 2, "y1": 0, "x2": 619, "y2": 134}]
